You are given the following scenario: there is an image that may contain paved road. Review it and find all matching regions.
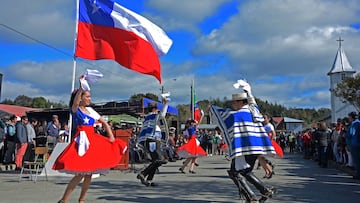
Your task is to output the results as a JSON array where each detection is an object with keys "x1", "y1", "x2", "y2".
[{"x1": 0, "y1": 152, "x2": 359, "y2": 203}]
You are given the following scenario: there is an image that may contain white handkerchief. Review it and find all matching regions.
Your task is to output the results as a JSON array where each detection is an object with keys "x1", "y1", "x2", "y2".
[
  {"x1": 80, "y1": 78, "x2": 90, "y2": 91},
  {"x1": 75, "y1": 131, "x2": 90, "y2": 157},
  {"x1": 161, "y1": 92, "x2": 171, "y2": 101},
  {"x1": 161, "y1": 92, "x2": 170, "y2": 98},
  {"x1": 233, "y1": 79, "x2": 247, "y2": 89},
  {"x1": 84, "y1": 69, "x2": 103, "y2": 83},
  {"x1": 149, "y1": 141, "x2": 156, "y2": 152},
  {"x1": 233, "y1": 82, "x2": 240, "y2": 89}
]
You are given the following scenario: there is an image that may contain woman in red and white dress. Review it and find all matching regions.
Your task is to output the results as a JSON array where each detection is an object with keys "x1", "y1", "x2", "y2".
[
  {"x1": 257, "y1": 114, "x2": 278, "y2": 179},
  {"x1": 177, "y1": 119, "x2": 207, "y2": 174},
  {"x1": 54, "y1": 79, "x2": 127, "y2": 203}
]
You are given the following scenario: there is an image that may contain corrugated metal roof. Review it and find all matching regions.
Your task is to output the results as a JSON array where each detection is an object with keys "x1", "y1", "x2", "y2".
[
  {"x1": 283, "y1": 117, "x2": 303, "y2": 123},
  {"x1": 0, "y1": 104, "x2": 40, "y2": 117},
  {"x1": 198, "y1": 124, "x2": 218, "y2": 129},
  {"x1": 272, "y1": 117, "x2": 283, "y2": 125}
]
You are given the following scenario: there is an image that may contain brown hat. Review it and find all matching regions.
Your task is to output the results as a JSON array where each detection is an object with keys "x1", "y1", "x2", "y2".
[{"x1": 232, "y1": 93, "x2": 248, "y2": 101}]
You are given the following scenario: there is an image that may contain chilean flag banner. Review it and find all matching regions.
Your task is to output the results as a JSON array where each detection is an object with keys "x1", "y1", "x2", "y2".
[
  {"x1": 75, "y1": 0, "x2": 173, "y2": 83},
  {"x1": 194, "y1": 103, "x2": 202, "y2": 122}
]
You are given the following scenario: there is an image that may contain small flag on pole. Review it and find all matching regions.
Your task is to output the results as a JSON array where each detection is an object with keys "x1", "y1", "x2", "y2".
[{"x1": 191, "y1": 80, "x2": 202, "y2": 122}]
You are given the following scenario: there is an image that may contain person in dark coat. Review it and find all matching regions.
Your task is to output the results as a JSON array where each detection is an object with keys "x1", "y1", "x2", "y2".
[{"x1": 314, "y1": 121, "x2": 330, "y2": 168}]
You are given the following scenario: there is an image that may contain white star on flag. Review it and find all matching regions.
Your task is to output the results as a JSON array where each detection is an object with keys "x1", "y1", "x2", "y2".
[
  {"x1": 83, "y1": 117, "x2": 90, "y2": 124},
  {"x1": 91, "y1": 0, "x2": 100, "y2": 14}
]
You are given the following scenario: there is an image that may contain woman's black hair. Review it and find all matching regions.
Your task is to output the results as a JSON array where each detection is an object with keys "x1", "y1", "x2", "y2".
[
  {"x1": 69, "y1": 89, "x2": 79, "y2": 108},
  {"x1": 348, "y1": 111, "x2": 358, "y2": 119},
  {"x1": 9, "y1": 114, "x2": 16, "y2": 121}
]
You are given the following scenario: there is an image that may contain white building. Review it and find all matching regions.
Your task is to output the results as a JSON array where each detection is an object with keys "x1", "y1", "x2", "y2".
[
  {"x1": 272, "y1": 116, "x2": 303, "y2": 133},
  {"x1": 328, "y1": 38, "x2": 357, "y2": 123}
]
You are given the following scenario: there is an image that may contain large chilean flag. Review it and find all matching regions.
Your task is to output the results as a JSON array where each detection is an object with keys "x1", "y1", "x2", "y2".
[{"x1": 75, "y1": 0, "x2": 173, "y2": 83}]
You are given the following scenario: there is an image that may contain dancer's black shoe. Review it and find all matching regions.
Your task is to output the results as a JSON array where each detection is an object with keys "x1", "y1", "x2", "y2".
[
  {"x1": 137, "y1": 173, "x2": 148, "y2": 186},
  {"x1": 179, "y1": 168, "x2": 185, "y2": 174}
]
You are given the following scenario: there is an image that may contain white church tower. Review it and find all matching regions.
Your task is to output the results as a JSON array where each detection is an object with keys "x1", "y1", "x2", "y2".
[{"x1": 328, "y1": 37, "x2": 357, "y2": 123}]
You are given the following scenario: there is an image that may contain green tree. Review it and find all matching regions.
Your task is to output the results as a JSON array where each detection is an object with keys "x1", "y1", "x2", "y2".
[
  {"x1": 1, "y1": 98, "x2": 15, "y2": 105},
  {"x1": 32, "y1": 97, "x2": 47, "y2": 108},
  {"x1": 1, "y1": 96, "x2": 66, "y2": 109},
  {"x1": 129, "y1": 93, "x2": 146, "y2": 103},
  {"x1": 14, "y1": 95, "x2": 32, "y2": 107},
  {"x1": 145, "y1": 93, "x2": 159, "y2": 101},
  {"x1": 50, "y1": 101, "x2": 66, "y2": 108},
  {"x1": 129, "y1": 93, "x2": 159, "y2": 103},
  {"x1": 176, "y1": 104, "x2": 190, "y2": 124},
  {"x1": 334, "y1": 74, "x2": 360, "y2": 111}
]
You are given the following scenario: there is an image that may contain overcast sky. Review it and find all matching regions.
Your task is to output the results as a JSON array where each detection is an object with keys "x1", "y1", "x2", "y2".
[{"x1": 1, "y1": 0, "x2": 360, "y2": 109}]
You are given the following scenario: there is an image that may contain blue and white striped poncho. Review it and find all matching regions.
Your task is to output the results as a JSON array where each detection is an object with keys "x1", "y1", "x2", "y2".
[
  {"x1": 210, "y1": 105, "x2": 275, "y2": 159},
  {"x1": 138, "y1": 113, "x2": 158, "y2": 142}
]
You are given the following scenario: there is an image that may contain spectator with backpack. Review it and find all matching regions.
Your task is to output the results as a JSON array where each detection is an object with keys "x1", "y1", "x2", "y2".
[{"x1": 3, "y1": 115, "x2": 17, "y2": 166}]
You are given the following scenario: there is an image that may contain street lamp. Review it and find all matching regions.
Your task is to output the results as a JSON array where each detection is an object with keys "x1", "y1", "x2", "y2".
[{"x1": 160, "y1": 78, "x2": 177, "y2": 95}]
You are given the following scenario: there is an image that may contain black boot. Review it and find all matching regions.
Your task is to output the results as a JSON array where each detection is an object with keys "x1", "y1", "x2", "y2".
[
  {"x1": 227, "y1": 170, "x2": 243, "y2": 199},
  {"x1": 244, "y1": 172, "x2": 276, "y2": 199},
  {"x1": 227, "y1": 170, "x2": 258, "y2": 203}
]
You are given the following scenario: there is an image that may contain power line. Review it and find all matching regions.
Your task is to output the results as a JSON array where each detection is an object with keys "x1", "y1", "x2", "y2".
[
  {"x1": 0, "y1": 23, "x2": 119, "y2": 76},
  {"x1": 0, "y1": 23, "x2": 73, "y2": 58}
]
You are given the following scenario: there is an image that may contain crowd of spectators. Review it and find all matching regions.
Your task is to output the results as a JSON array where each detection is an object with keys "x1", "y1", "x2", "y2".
[
  {"x1": 0, "y1": 114, "x2": 70, "y2": 170},
  {"x1": 276, "y1": 112, "x2": 360, "y2": 180},
  {"x1": 6, "y1": 111, "x2": 358, "y2": 179}
]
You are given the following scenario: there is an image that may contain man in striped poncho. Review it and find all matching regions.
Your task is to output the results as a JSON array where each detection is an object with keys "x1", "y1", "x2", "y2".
[
  {"x1": 137, "y1": 96, "x2": 169, "y2": 187},
  {"x1": 210, "y1": 80, "x2": 276, "y2": 203}
]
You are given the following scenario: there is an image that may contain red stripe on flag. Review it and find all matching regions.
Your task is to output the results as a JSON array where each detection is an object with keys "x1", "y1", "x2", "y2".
[{"x1": 194, "y1": 108, "x2": 201, "y2": 122}]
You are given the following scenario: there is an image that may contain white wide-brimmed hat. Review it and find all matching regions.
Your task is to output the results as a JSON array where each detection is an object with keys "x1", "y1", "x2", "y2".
[{"x1": 232, "y1": 92, "x2": 248, "y2": 101}]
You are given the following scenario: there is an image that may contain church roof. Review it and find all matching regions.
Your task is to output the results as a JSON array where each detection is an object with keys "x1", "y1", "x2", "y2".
[{"x1": 328, "y1": 38, "x2": 355, "y2": 75}]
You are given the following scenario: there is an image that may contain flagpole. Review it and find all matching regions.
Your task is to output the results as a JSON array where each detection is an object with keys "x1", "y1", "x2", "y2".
[
  {"x1": 67, "y1": 0, "x2": 81, "y2": 142},
  {"x1": 72, "y1": 0, "x2": 80, "y2": 91},
  {"x1": 191, "y1": 79, "x2": 194, "y2": 120}
]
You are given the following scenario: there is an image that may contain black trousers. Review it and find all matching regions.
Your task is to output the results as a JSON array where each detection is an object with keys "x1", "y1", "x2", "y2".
[
  {"x1": 23, "y1": 142, "x2": 35, "y2": 162},
  {"x1": 3, "y1": 141, "x2": 16, "y2": 164},
  {"x1": 142, "y1": 139, "x2": 166, "y2": 181},
  {"x1": 229, "y1": 155, "x2": 271, "y2": 197}
]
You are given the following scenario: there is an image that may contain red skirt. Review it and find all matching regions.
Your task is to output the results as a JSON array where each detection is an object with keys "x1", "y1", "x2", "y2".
[
  {"x1": 219, "y1": 143, "x2": 227, "y2": 149},
  {"x1": 176, "y1": 136, "x2": 207, "y2": 158},
  {"x1": 272, "y1": 140, "x2": 284, "y2": 158},
  {"x1": 53, "y1": 126, "x2": 127, "y2": 174}
]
